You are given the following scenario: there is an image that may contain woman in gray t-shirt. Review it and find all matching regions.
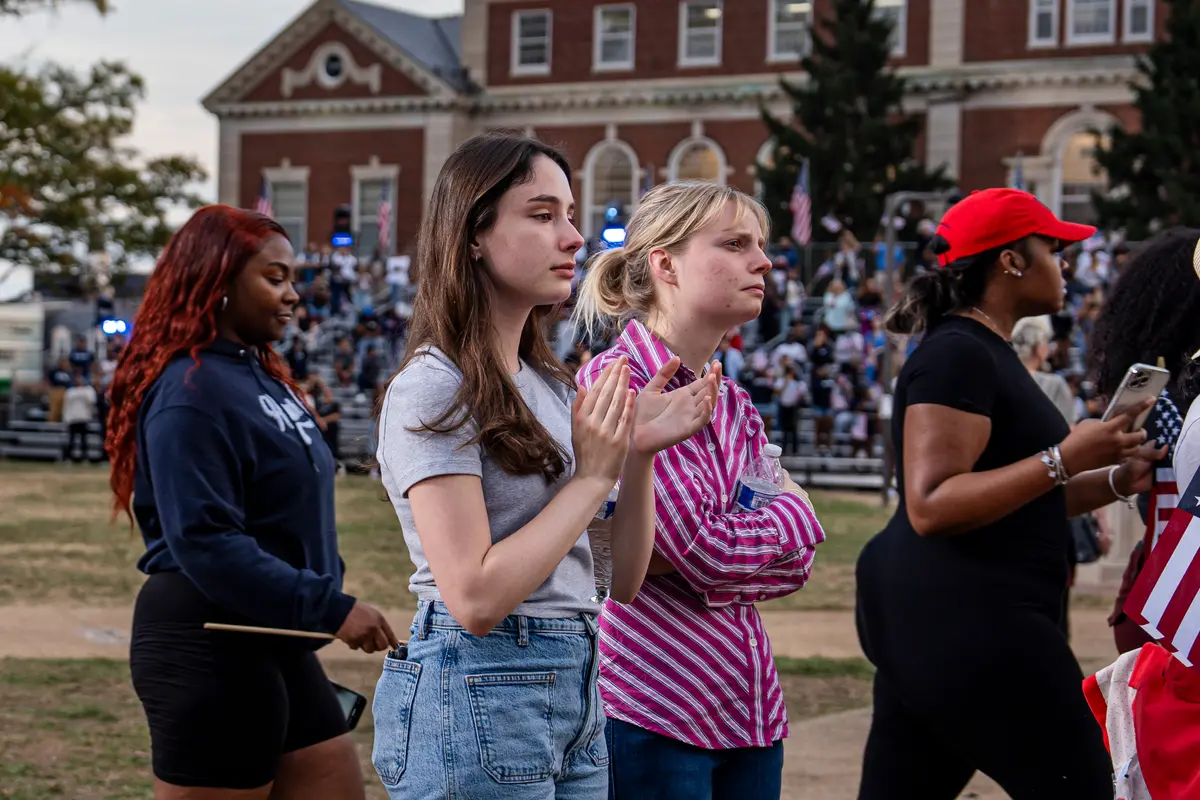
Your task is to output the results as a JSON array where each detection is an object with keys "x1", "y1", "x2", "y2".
[{"x1": 370, "y1": 133, "x2": 718, "y2": 799}]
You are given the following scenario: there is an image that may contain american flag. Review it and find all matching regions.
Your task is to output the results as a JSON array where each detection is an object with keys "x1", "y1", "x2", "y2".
[
  {"x1": 253, "y1": 176, "x2": 273, "y2": 218},
  {"x1": 1124, "y1": 465, "x2": 1200, "y2": 667},
  {"x1": 789, "y1": 159, "x2": 812, "y2": 245},
  {"x1": 377, "y1": 183, "x2": 392, "y2": 252}
]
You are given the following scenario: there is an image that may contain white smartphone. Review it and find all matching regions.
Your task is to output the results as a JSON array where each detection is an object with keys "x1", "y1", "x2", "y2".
[{"x1": 1101, "y1": 363, "x2": 1171, "y2": 431}]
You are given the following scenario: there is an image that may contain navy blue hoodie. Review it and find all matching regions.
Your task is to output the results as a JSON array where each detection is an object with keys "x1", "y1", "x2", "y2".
[{"x1": 134, "y1": 339, "x2": 355, "y2": 636}]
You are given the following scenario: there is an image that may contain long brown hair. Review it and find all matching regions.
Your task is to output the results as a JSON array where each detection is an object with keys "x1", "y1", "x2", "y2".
[
  {"x1": 386, "y1": 132, "x2": 576, "y2": 483},
  {"x1": 107, "y1": 205, "x2": 295, "y2": 520}
]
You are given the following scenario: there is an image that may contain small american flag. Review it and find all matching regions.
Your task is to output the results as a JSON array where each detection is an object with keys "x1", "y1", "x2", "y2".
[
  {"x1": 1124, "y1": 465, "x2": 1200, "y2": 667},
  {"x1": 789, "y1": 160, "x2": 812, "y2": 245},
  {"x1": 253, "y1": 176, "x2": 273, "y2": 218},
  {"x1": 377, "y1": 183, "x2": 392, "y2": 252}
]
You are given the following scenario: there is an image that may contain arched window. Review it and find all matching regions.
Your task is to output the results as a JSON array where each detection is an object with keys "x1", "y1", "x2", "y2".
[
  {"x1": 668, "y1": 137, "x2": 726, "y2": 184},
  {"x1": 753, "y1": 139, "x2": 776, "y2": 202},
  {"x1": 583, "y1": 141, "x2": 638, "y2": 238},
  {"x1": 1060, "y1": 131, "x2": 1108, "y2": 226}
]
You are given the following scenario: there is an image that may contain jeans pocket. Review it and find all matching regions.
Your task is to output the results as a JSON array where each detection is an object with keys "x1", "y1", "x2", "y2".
[
  {"x1": 465, "y1": 671, "x2": 556, "y2": 784},
  {"x1": 371, "y1": 656, "x2": 421, "y2": 787}
]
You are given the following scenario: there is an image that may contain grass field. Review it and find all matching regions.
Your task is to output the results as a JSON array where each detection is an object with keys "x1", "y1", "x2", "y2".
[
  {"x1": 0, "y1": 462, "x2": 891, "y2": 611},
  {"x1": 0, "y1": 462, "x2": 885, "y2": 799}
]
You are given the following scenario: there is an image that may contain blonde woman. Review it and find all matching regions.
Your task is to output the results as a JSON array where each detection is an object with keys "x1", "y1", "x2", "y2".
[{"x1": 573, "y1": 182, "x2": 826, "y2": 798}]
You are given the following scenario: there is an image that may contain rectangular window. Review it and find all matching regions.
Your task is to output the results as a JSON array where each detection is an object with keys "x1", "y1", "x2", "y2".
[
  {"x1": 873, "y1": 0, "x2": 907, "y2": 58},
  {"x1": 511, "y1": 9, "x2": 552, "y2": 76},
  {"x1": 354, "y1": 178, "x2": 394, "y2": 259},
  {"x1": 1066, "y1": 0, "x2": 1115, "y2": 45},
  {"x1": 1029, "y1": 0, "x2": 1059, "y2": 47},
  {"x1": 678, "y1": 1, "x2": 722, "y2": 67},
  {"x1": 594, "y1": 5, "x2": 635, "y2": 71},
  {"x1": 769, "y1": 0, "x2": 812, "y2": 61},
  {"x1": 1123, "y1": 0, "x2": 1154, "y2": 42},
  {"x1": 269, "y1": 180, "x2": 306, "y2": 251}
]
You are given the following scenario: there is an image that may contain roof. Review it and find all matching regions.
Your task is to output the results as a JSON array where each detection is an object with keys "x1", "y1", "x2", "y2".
[{"x1": 336, "y1": 0, "x2": 472, "y2": 92}]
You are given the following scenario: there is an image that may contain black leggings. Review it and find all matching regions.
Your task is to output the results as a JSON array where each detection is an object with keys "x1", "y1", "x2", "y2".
[
  {"x1": 856, "y1": 604, "x2": 1113, "y2": 799},
  {"x1": 130, "y1": 572, "x2": 348, "y2": 789}
]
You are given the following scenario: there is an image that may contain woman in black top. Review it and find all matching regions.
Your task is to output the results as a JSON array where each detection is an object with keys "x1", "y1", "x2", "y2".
[{"x1": 855, "y1": 189, "x2": 1163, "y2": 799}]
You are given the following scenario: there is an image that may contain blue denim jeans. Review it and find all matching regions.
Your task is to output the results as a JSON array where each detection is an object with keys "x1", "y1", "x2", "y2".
[
  {"x1": 371, "y1": 601, "x2": 608, "y2": 799},
  {"x1": 605, "y1": 718, "x2": 784, "y2": 800}
]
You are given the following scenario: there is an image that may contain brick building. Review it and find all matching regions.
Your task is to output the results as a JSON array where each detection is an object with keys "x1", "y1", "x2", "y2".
[{"x1": 203, "y1": 0, "x2": 1165, "y2": 254}]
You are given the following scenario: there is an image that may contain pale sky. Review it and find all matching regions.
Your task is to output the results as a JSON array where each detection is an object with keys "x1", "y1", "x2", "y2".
[{"x1": 1, "y1": 0, "x2": 461, "y2": 296}]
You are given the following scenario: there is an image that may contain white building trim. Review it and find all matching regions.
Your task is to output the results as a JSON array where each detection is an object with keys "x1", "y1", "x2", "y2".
[
  {"x1": 582, "y1": 138, "x2": 640, "y2": 238},
  {"x1": 281, "y1": 40, "x2": 381, "y2": 97},
  {"x1": 261, "y1": 162, "x2": 311, "y2": 184}
]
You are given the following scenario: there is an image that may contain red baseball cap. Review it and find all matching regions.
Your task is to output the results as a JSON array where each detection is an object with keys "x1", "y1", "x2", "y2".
[{"x1": 935, "y1": 188, "x2": 1096, "y2": 268}]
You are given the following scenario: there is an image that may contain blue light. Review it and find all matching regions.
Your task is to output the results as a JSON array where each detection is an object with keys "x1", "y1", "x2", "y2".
[
  {"x1": 605, "y1": 205, "x2": 620, "y2": 221},
  {"x1": 101, "y1": 319, "x2": 128, "y2": 335},
  {"x1": 331, "y1": 233, "x2": 354, "y2": 248},
  {"x1": 601, "y1": 227, "x2": 626, "y2": 246}
]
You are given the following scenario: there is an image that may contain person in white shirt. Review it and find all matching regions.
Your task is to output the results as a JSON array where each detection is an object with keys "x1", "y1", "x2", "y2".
[{"x1": 62, "y1": 370, "x2": 97, "y2": 463}]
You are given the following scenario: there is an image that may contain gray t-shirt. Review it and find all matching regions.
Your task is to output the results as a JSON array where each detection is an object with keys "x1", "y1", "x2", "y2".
[{"x1": 376, "y1": 347, "x2": 597, "y2": 618}]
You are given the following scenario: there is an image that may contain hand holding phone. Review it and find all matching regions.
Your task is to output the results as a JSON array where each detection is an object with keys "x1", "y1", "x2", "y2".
[
  {"x1": 1060, "y1": 399, "x2": 1153, "y2": 476},
  {"x1": 1101, "y1": 363, "x2": 1170, "y2": 432}
]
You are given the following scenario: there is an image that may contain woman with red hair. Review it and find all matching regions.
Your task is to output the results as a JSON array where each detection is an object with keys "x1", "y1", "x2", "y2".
[{"x1": 108, "y1": 205, "x2": 395, "y2": 799}]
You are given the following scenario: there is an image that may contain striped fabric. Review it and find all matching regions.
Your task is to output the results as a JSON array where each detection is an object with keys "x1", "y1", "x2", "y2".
[{"x1": 577, "y1": 321, "x2": 826, "y2": 749}]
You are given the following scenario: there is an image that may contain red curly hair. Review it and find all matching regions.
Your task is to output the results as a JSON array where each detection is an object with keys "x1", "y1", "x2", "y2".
[{"x1": 107, "y1": 205, "x2": 295, "y2": 521}]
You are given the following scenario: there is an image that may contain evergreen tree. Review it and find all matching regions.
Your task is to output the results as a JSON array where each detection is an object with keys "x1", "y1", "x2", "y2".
[
  {"x1": 758, "y1": 0, "x2": 951, "y2": 242},
  {"x1": 1092, "y1": 0, "x2": 1200, "y2": 238}
]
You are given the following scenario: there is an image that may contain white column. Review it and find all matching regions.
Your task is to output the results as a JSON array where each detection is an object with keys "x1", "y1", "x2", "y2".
[
  {"x1": 925, "y1": 102, "x2": 961, "y2": 179},
  {"x1": 422, "y1": 112, "x2": 471, "y2": 209},
  {"x1": 217, "y1": 119, "x2": 241, "y2": 206},
  {"x1": 929, "y1": 0, "x2": 964, "y2": 67}
]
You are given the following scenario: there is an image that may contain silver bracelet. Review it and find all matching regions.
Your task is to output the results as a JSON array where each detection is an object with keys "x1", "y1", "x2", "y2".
[
  {"x1": 1108, "y1": 465, "x2": 1136, "y2": 509},
  {"x1": 1051, "y1": 445, "x2": 1071, "y2": 482},
  {"x1": 1040, "y1": 448, "x2": 1068, "y2": 486}
]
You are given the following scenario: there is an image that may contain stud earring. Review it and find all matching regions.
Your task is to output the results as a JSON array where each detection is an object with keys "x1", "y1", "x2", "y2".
[
  {"x1": 221, "y1": 296, "x2": 228, "y2": 311},
  {"x1": 1007, "y1": 269, "x2": 1023, "y2": 279}
]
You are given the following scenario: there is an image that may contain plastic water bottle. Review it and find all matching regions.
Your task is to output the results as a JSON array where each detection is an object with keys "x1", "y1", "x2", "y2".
[
  {"x1": 589, "y1": 483, "x2": 619, "y2": 603},
  {"x1": 734, "y1": 444, "x2": 785, "y2": 512}
]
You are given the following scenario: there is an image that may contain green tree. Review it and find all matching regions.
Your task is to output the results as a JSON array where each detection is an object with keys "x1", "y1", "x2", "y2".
[
  {"x1": 1, "y1": 0, "x2": 205, "y2": 291},
  {"x1": 758, "y1": 0, "x2": 952, "y2": 242},
  {"x1": 1092, "y1": 0, "x2": 1200, "y2": 238},
  {"x1": 0, "y1": 0, "x2": 107, "y2": 16}
]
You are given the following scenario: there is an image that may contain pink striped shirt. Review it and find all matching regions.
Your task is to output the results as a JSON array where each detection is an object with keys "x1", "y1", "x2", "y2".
[{"x1": 578, "y1": 321, "x2": 826, "y2": 750}]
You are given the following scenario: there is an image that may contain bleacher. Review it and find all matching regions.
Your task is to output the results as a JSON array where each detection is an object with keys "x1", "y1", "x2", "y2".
[{"x1": 0, "y1": 420, "x2": 105, "y2": 462}]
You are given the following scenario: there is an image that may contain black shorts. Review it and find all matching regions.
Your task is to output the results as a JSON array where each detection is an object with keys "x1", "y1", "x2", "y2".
[{"x1": 129, "y1": 572, "x2": 348, "y2": 789}]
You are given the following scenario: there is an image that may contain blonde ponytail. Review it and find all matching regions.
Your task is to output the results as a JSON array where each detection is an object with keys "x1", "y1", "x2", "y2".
[{"x1": 574, "y1": 248, "x2": 636, "y2": 340}]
